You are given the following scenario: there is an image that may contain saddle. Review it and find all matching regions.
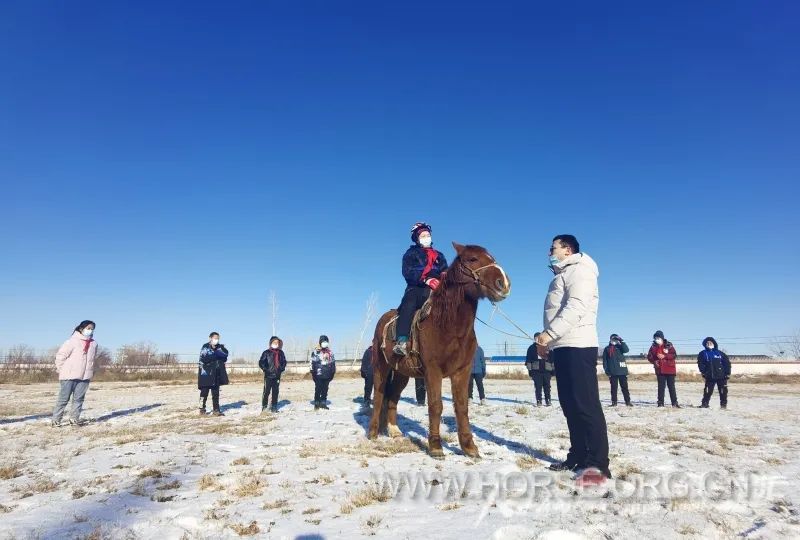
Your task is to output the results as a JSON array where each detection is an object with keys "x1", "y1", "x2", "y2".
[{"x1": 382, "y1": 298, "x2": 433, "y2": 376}]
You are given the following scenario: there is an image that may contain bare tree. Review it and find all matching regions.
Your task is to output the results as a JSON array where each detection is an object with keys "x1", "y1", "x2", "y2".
[
  {"x1": 117, "y1": 342, "x2": 160, "y2": 366},
  {"x1": 5, "y1": 345, "x2": 37, "y2": 366},
  {"x1": 95, "y1": 346, "x2": 114, "y2": 370},
  {"x1": 352, "y1": 292, "x2": 378, "y2": 366},
  {"x1": 771, "y1": 330, "x2": 800, "y2": 360}
]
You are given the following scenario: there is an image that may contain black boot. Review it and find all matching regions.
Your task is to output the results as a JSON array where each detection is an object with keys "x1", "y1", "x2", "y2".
[
  {"x1": 625, "y1": 401, "x2": 633, "y2": 407},
  {"x1": 548, "y1": 460, "x2": 580, "y2": 472},
  {"x1": 545, "y1": 399, "x2": 552, "y2": 407},
  {"x1": 536, "y1": 400, "x2": 542, "y2": 407}
]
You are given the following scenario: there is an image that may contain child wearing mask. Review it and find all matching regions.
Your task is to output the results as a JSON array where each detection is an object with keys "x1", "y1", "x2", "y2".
[
  {"x1": 310, "y1": 335, "x2": 336, "y2": 410},
  {"x1": 393, "y1": 222, "x2": 448, "y2": 356},
  {"x1": 259, "y1": 336, "x2": 287, "y2": 413},
  {"x1": 647, "y1": 330, "x2": 679, "y2": 408},
  {"x1": 52, "y1": 320, "x2": 98, "y2": 427},
  {"x1": 198, "y1": 332, "x2": 229, "y2": 416}
]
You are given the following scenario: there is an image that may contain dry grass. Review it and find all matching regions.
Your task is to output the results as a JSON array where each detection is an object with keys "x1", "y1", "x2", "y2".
[
  {"x1": 229, "y1": 520, "x2": 260, "y2": 536},
  {"x1": 262, "y1": 498, "x2": 289, "y2": 510},
  {"x1": 231, "y1": 457, "x2": 251, "y2": 466},
  {"x1": 615, "y1": 462, "x2": 644, "y2": 481},
  {"x1": 0, "y1": 464, "x2": 23, "y2": 480},
  {"x1": 13, "y1": 478, "x2": 60, "y2": 498},
  {"x1": 72, "y1": 488, "x2": 87, "y2": 499},
  {"x1": 138, "y1": 468, "x2": 165, "y2": 479},
  {"x1": 0, "y1": 503, "x2": 17, "y2": 513},
  {"x1": 340, "y1": 484, "x2": 391, "y2": 514},
  {"x1": 438, "y1": 502, "x2": 462, "y2": 511},
  {"x1": 198, "y1": 474, "x2": 223, "y2": 491},
  {"x1": 516, "y1": 454, "x2": 539, "y2": 471},
  {"x1": 157, "y1": 479, "x2": 182, "y2": 490},
  {"x1": 302, "y1": 507, "x2": 321, "y2": 515},
  {"x1": 513, "y1": 405, "x2": 530, "y2": 415},
  {"x1": 232, "y1": 473, "x2": 266, "y2": 498}
]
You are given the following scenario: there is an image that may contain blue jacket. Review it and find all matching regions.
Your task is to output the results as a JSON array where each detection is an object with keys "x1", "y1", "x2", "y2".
[
  {"x1": 402, "y1": 245, "x2": 448, "y2": 288},
  {"x1": 697, "y1": 338, "x2": 731, "y2": 380},
  {"x1": 360, "y1": 346, "x2": 373, "y2": 379},
  {"x1": 471, "y1": 346, "x2": 486, "y2": 376},
  {"x1": 198, "y1": 343, "x2": 229, "y2": 388},
  {"x1": 311, "y1": 347, "x2": 336, "y2": 380}
]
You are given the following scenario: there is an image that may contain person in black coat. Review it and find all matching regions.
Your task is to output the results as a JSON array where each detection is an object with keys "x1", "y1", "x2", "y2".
[
  {"x1": 698, "y1": 337, "x2": 731, "y2": 409},
  {"x1": 526, "y1": 333, "x2": 554, "y2": 406},
  {"x1": 360, "y1": 346, "x2": 374, "y2": 406},
  {"x1": 198, "y1": 332, "x2": 229, "y2": 416},
  {"x1": 259, "y1": 336, "x2": 288, "y2": 413},
  {"x1": 310, "y1": 335, "x2": 336, "y2": 410}
]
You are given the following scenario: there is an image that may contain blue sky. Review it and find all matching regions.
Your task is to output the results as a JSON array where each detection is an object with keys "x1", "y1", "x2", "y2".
[{"x1": 2, "y1": 1, "x2": 798, "y2": 359}]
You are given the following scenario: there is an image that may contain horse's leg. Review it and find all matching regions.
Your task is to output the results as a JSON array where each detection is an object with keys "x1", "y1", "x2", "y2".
[
  {"x1": 425, "y1": 371, "x2": 445, "y2": 458},
  {"x1": 368, "y1": 362, "x2": 387, "y2": 440},
  {"x1": 386, "y1": 372, "x2": 409, "y2": 438},
  {"x1": 451, "y1": 366, "x2": 480, "y2": 458}
]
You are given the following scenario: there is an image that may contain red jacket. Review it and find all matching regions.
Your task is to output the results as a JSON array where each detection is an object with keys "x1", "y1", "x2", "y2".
[{"x1": 647, "y1": 341, "x2": 677, "y2": 375}]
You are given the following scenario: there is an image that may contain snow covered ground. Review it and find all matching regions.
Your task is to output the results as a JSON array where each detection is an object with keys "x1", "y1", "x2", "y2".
[{"x1": 1, "y1": 378, "x2": 798, "y2": 540}]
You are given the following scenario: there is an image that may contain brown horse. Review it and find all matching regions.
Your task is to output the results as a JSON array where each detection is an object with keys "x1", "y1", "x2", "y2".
[{"x1": 368, "y1": 242, "x2": 511, "y2": 458}]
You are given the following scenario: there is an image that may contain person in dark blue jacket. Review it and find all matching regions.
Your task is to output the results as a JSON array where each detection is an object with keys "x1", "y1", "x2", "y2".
[
  {"x1": 698, "y1": 337, "x2": 731, "y2": 409},
  {"x1": 259, "y1": 336, "x2": 287, "y2": 413},
  {"x1": 360, "y1": 345, "x2": 374, "y2": 406},
  {"x1": 310, "y1": 335, "x2": 336, "y2": 410},
  {"x1": 198, "y1": 332, "x2": 229, "y2": 416},
  {"x1": 469, "y1": 344, "x2": 487, "y2": 404},
  {"x1": 393, "y1": 222, "x2": 448, "y2": 356}
]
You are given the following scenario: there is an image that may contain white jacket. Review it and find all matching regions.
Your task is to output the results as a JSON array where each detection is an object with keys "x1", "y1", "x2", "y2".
[{"x1": 542, "y1": 252, "x2": 599, "y2": 349}]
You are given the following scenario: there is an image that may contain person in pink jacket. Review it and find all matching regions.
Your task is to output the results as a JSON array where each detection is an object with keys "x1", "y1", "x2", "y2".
[{"x1": 51, "y1": 320, "x2": 98, "y2": 427}]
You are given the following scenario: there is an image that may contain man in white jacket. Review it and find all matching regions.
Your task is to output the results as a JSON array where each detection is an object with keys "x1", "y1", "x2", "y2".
[{"x1": 536, "y1": 234, "x2": 610, "y2": 484}]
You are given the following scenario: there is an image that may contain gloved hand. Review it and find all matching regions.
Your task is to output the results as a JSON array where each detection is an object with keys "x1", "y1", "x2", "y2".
[{"x1": 425, "y1": 278, "x2": 441, "y2": 290}]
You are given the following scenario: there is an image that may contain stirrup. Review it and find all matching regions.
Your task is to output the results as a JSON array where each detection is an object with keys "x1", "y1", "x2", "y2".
[{"x1": 393, "y1": 341, "x2": 408, "y2": 356}]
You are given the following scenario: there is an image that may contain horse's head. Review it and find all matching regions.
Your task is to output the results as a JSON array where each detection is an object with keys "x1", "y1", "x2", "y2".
[{"x1": 448, "y1": 242, "x2": 511, "y2": 302}]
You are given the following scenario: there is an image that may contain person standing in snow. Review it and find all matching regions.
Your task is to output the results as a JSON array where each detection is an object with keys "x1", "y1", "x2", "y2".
[
  {"x1": 535, "y1": 235, "x2": 610, "y2": 483},
  {"x1": 360, "y1": 345, "x2": 374, "y2": 407},
  {"x1": 468, "y1": 344, "x2": 487, "y2": 405},
  {"x1": 198, "y1": 332, "x2": 229, "y2": 416},
  {"x1": 52, "y1": 320, "x2": 98, "y2": 427},
  {"x1": 647, "y1": 330, "x2": 679, "y2": 408},
  {"x1": 602, "y1": 334, "x2": 632, "y2": 407},
  {"x1": 526, "y1": 333, "x2": 554, "y2": 406},
  {"x1": 259, "y1": 336, "x2": 287, "y2": 413},
  {"x1": 697, "y1": 337, "x2": 731, "y2": 409},
  {"x1": 310, "y1": 335, "x2": 336, "y2": 410}
]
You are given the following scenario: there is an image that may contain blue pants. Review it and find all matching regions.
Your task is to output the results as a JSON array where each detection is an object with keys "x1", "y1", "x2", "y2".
[{"x1": 52, "y1": 379, "x2": 90, "y2": 422}]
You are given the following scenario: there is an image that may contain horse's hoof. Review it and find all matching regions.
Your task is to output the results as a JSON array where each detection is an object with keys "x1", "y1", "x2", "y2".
[
  {"x1": 367, "y1": 431, "x2": 378, "y2": 440},
  {"x1": 388, "y1": 424, "x2": 402, "y2": 438},
  {"x1": 429, "y1": 448, "x2": 445, "y2": 459},
  {"x1": 464, "y1": 449, "x2": 481, "y2": 460}
]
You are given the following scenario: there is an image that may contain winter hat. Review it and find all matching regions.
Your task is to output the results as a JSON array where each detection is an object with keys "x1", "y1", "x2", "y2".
[
  {"x1": 653, "y1": 330, "x2": 665, "y2": 340},
  {"x1": 703, "y1": 337, "x2": 718, "y2": 349},
  {"x1": 269, "y1": 336, "x2": 282, "y2": 347},
  {"x1": 610, "y1": 334, "x2": 620, "y2": 341},
  {"x1": 319, "y1": 335, "x2": 330, "y2": 346}
]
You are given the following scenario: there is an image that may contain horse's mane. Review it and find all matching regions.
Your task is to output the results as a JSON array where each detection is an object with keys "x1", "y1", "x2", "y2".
[{"x1": 428, "y1": 256, "x2": 474, "y2": 328}]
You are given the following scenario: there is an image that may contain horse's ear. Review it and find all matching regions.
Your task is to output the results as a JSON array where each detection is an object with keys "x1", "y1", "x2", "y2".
[{"x1": 452, "y1": 242, "x2": 465, "y2": 255}]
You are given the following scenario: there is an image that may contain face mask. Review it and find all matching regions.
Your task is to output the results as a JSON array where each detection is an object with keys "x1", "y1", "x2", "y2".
[
  {"x1": 320, "y1": 342, "x2": 329, "y2": 349},
  {"x1": 549, "y1": 255, "x2": 560, "y2": 266},
  {"x1": 705, "y1": 343, "x2": 714, "y2": 350},
  {"x1": 654, "y1": 338, "x2": 663, "y2": 346},
  {"x1": 419, "y1": 236, "x2": 432, "y2": 248},
  {"x1": 271, "y1": 343, "x2": 279, "y2": 349},
  {"x1": 210, "y1": 338, "x2": 219, "y2": 346},
  {"x1": 611, "y1": 340, "x2": 618, "y2": 345},
  {"x1": 82, "y1": 328, "x2": 94, "y2": 337}
]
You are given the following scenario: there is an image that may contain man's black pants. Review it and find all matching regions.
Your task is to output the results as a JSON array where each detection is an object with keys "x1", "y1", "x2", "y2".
[{"x1": 553, "y1": 347, "x2": 609, "y2": 472}]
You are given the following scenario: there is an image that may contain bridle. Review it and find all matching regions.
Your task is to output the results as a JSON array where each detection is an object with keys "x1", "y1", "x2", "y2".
[{"x1": 454, "y1": 259, "x2": 505, "y2": 290}]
